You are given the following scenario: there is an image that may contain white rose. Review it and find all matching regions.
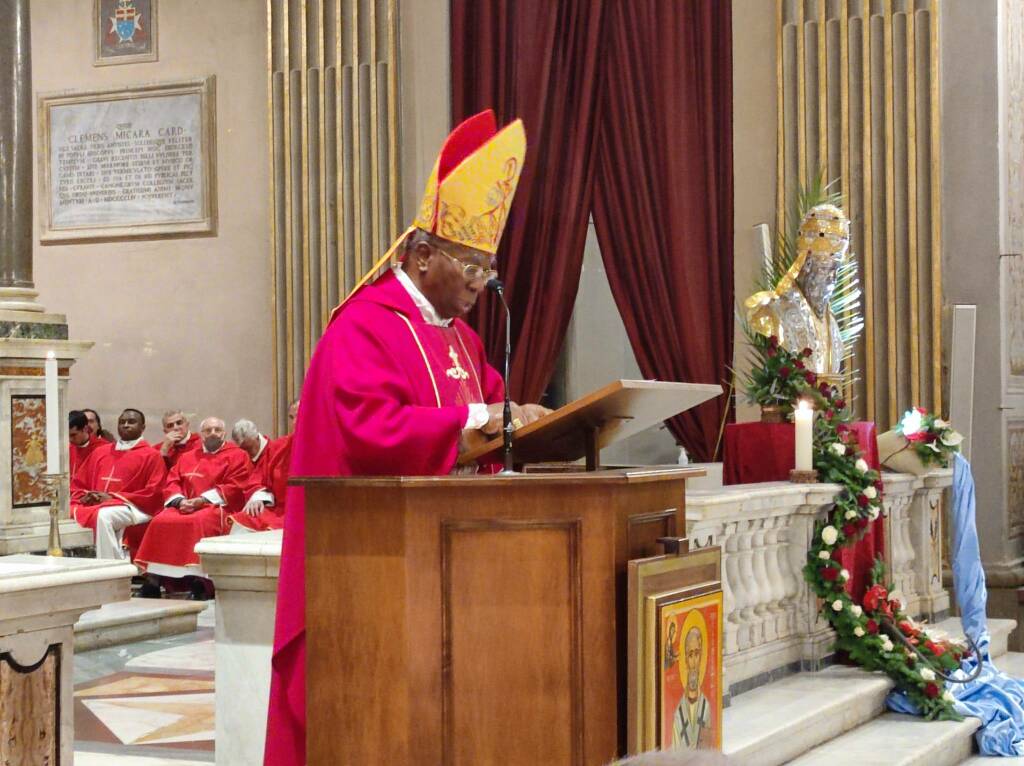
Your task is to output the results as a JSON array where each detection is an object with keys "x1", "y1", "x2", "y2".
[
  {"x1": 831, "y1": 599, "x2": 844, "y2": 612},
  {"x1": 831, "y1": 442, "x2": 847, "y2": 456},
  {"x1": 854, "y1": 626, "x2": 865, "y2": 637},
  {"x1": 901, "y1": 409, "x2": 923, "y2": 437},
  {"x1": 818, "y1": 550, "x2": 831, "y2": 560},
  {"x1": 855, "y1": 458, "x2": 870, "y2": 473},
  {"x1": 864, "y1": 486, "x2": 878, "y2": 500},
  {"x1": 869, "y1": 507, "x2": 880, "y2": 520},
  {"x1": 920, "y1": 667, "x2": 936, "y2": 681},
  {"x1": 941, "y1": 430, "x2": 964, "y2": 447},
  {"x1": 851, "y1": 605, "x2": 863, "y2": 617},
  {"x1": 943, "y1": 690, "x2": 955, "y2": 703},
  {"x1": 822, "y1": 526, "x2": 839, "y2": 545},
  {"x1": 880, "y1": 637, "x2": 894, "y2": 652},
  {"x1": 840, "y1": 568, "x2": 850, "y2": 581},
  {"x1": 845, "y1": 510, "x2": 858, "y2": 520}
]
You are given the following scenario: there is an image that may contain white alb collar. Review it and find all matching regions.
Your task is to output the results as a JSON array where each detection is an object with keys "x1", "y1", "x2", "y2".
[
  {"x1": 115, "y1": 437, "x2": 143, "y2": 451},
  {"x1": 252, "y1": 434, "x2": 268, "y2": 463},
  {"x1": 393, "y1": 266, "x2": 452, "y2": 327}
]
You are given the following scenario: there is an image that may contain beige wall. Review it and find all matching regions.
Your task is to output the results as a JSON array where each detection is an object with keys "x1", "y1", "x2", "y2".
[
  {"x1": 731, "y1": 0, "x2": 778, "y2": 424},
  {"x1": 30, "y1": 0, "x2": 273, "y2": 443}
]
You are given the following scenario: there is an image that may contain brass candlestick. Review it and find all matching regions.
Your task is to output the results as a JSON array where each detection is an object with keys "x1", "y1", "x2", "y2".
[{"x1": 42, "y1": 472, "x2": 67, "y2": 557}]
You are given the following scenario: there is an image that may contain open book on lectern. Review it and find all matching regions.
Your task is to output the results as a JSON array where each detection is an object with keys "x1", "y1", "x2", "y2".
[{"x1": 458, "y1": 379, "x2": 723, "y2": 469}]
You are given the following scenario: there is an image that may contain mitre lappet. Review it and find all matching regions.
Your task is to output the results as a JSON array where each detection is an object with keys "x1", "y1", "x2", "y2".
[{"x1": 744, "y1": 203, "x2": 851, "y2": 378}]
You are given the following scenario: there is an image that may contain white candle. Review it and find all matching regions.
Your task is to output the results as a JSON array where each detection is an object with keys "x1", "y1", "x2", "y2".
[
  {"x1": 45, "y1": 351, "x2": 59, "y2": 474},
  {"x1": 795, "y1": 399, "x2": 813, "y2": 471}
]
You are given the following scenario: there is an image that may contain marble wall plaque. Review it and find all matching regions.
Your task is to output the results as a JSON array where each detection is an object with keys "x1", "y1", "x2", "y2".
[
  {"x1": 11, "y1": 396, "x2": 50, "y2": 509},
  {"x1": 1008, "y1": 419, "x2": 1024, "y2": 539},
  {"x1": 38, "y1": 78, "x2": 216, "y2": 242}
]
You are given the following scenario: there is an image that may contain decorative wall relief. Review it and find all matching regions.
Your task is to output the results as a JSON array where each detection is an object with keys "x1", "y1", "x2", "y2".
[
  {"x1": 11, "y1": 396, "x2": 49, "y2": 509},
  {"x1": 95, "y1": 0, "x2": 158, "y2": 66},
  {"x1": 1007, "y1": 419, "x2": 1024, "y2": 539},
  {"x1": 1001, "y1": 0, "x2": 1024, "y2": 255},
  {"x1": 37, "y1": 77, "x2": 216, "y2": 243},
  {"x1": 1006, "y1": 256, "x2": 1024, "y2": 390}
]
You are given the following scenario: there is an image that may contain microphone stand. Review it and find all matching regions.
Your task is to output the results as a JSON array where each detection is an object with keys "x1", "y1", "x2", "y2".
[{"x1": 487, "y1": 278, "x2": 516, "y2": 474}]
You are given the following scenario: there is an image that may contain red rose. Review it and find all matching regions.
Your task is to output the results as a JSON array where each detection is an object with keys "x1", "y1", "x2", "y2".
[
  {"x1": 863, "y1": 584, "x2": 888, "y2": 612},
  {"x1": 779, "y1": 366, "x2": 791, "y2": 379},
  {"x1": 835, "y1": 399, "x2": 846, "y2": 409},
  {"x1": 821, "y1": 566, "x2": 840, "y2": 581},
  {"x1": 843, "y1": 523, "x2": 856, "y2": 537},
  {"x1": 924, "y1": 682, "x2": 940, "y2": 699},
  {"x1": 795, "y1": 359, "x2": 805, "y2": 369},
  {"x1": 802, "y1": 347, "x2": 813, "y2": 357},
  {"x1": 857, "y1": 494, "x2": 869, "y2": 508},
  {"x1": 866, "y1": 619, "x2": 879, "y2": 634},
  {"x1": 819, "y1": 382, "x2": 831, "y2": 395},
  {"x1": 836, "y1": 423, "x2": 848, "y2": 433},
  {"x1": 898, "y1": 620, "x2": 917, "y2": 637},
  {"x1": 769, "y1": 335, "x2": 779, "y2": 348},
  {"x1": 925, "y1": 640, "x2": 945, "y2": 657},
  {"x1": 915, "y1": 406, "x2": 927, "y2": 415},
  {"x1": 805, "y1": 371, "x2": 818, "y2": 384},
  {"x1": 880, "y1": 599, "x2": 896, "y2": 619},
  {"x1": 906, "y1": 431, "x2": 928, "y2": 443},
  {"x1": 857, "y1": 517, "x2": 869, "y2": 529},
  {"x1": 766, "y1": 348, "x2": 777, "y2": 358},
  {"x1": 874, "y1": 479, "x2": 884, "y2": 492}
]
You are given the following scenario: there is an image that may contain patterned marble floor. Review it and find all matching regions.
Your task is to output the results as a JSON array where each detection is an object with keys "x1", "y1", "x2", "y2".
[{"x1": 73, "y1": 602, "x2": 216, "y2": 764}]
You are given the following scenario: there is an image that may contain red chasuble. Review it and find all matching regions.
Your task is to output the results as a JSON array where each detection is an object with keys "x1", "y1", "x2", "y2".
[
  {"x1": 162, "y1": 431, "x2": 200, "y2": 470},
  {"x1": 134, "y1": 442, "x2": 253, "y2": 570},
  {"x1": 69, "y1": 441, "x2": 167, "y2": 530},
  {"x1": 264, "y1": 270, "x2": 504, "y2": 766},
  {"x1": 229, "y1": 435, "x2": 293, "y2": 531},
  {"x1": 69, "y1": 438, "x2": 106, "y2": 481}
]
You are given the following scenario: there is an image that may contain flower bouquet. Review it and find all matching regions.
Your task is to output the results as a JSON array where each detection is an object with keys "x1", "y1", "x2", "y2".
[
  {"x1": 740, "y1": 333, "x2": 819, "y2": 420},
  {"x1": 877, "y1": 407, "x2": 964, "y2": 475}
]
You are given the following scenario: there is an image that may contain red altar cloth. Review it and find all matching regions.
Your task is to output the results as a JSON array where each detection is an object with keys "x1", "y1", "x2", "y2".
[{"x1": 723, "y1": 420, "x2": 884, "y2": 600}]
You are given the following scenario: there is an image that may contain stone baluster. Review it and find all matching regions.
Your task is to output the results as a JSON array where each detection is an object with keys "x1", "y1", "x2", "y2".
[
  {"x1": 721, "y1": 521, "x2": 742, "y2": 656},
  {"x1": 761, "y1": 515, "x2": 789, "y2": 639},
  {"x1": 735, "y1": 519, "x2": 761, "y2": 650},
  {"x1": 775, "y1": 513, "x2": 801, "y2": 639},
  {"x1": 909, "y1": 470, "x2": 953, "y2": 620},
  {"x1": 750, "y1": 518, "x2": 776, "y2": 643}
]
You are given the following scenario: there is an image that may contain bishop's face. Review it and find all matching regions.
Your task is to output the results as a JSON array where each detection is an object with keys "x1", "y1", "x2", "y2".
[
  {"x1": 200, "y1": 420, "x2": 226, "y2": 452},
  {"x1": 415, "y1": 240, "x2": 495, "y2": 319}
]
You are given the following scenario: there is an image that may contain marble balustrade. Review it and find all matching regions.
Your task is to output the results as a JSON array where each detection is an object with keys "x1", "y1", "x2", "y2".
[{"x1": 685, "y1": 468, "x2": 952, "y2": 698}]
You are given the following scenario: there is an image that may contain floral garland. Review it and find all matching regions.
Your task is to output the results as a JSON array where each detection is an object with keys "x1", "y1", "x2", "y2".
[
  {"x1": 745, "y1": 337, "x2": 965, "y2": 718},
  {"x1": 894, "y1": 407, "x2": 965, "y2": 469}
]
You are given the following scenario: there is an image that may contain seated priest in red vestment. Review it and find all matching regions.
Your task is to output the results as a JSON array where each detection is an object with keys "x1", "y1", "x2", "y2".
[
  {"x1": 135, "y1": 416, "x2": 253, "y2": 588},
  {"x1": 228, "y1": 418, "x2": 293, "y2": 532},
  {"x1": 264, "y1": 110, "x2": 551, "y2": 766},
  {"x1": 159, "y1": 409, "x2": 200, "y2": 469},
  {"x1": 69, "y1": 409, "x2": 105, "y2": 480},
  {"x1": 70, "y1": 409, "x2": 167, "y2": 560}
]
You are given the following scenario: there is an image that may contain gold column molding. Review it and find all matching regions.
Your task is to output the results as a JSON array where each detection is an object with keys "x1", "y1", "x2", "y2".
[
  {"x1": 268, "y1": 0, "x2": 401, "y2": 432},
  {"x1": 775, "y1": 0, "x2": 943, "y2": 429}
]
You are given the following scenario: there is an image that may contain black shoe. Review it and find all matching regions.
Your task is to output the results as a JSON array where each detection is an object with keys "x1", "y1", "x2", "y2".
[
  {"x1": 188, "y1": 579, "x2": 213, "y2": 601},
  {"x1": 136, "y1": 582, "x2": 162, "y2": 599}
]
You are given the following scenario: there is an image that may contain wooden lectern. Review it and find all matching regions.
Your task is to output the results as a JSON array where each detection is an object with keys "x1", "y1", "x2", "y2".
[{"x1": 301, "y1": 381, "x2": 721, "y2": 765}]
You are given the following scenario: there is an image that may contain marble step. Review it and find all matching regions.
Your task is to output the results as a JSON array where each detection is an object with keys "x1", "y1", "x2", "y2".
[
  {"x1": 723, "y1": 665, "x2": 893, "y2": 766},
  {"x1": 788, "y1": 712, "x2": 981, "y2": 766},
  {"x1": 74, "y1": 598, "x2": 208, "y2": 651},
  {"x1": 724, "y1": 618, "x2": 1016, "y2": 766}
]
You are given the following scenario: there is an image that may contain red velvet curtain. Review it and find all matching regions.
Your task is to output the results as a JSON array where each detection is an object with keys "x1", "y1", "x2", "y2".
[
  {"x1": 450, "y1": 1, "x2": 734, "y2": 460},
  {"x1": 592, "y1": 1, "x2": 734, "y2": 461},
  {"x1": 450, "y1": 0, "x2": 606, "y2": 403}
]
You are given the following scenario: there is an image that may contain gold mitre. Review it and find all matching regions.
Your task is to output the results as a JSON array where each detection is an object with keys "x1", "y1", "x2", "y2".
[
  {"x1": 796, "y1": 204, "x2": 850, "y2": 266},
  {"x1": 332, "y1": 111, "x2": 526, "y2": 321},
  {"x1": 414, "y1": 109, "x2": 526, "y2": 254}
]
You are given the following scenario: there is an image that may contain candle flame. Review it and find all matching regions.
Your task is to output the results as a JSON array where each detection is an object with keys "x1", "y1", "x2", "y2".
[{"x1": 797, "y1": 399, "x2": 811, "y2": 411}]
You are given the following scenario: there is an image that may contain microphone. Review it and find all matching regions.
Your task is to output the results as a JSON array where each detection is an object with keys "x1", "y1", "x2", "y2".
[{"x1": 487, "y1": 278, "x2": 515, "y2": 474}]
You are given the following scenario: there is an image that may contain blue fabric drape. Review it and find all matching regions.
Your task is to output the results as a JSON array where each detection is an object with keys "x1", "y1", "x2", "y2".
[{"x1": 885, "y1": 454, "x2": 1024, "y2": 755}]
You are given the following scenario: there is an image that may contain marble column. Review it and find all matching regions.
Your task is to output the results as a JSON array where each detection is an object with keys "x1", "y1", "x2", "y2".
[{"x1": 0, "y1": 0, "x2": 41, "y2": 312}]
